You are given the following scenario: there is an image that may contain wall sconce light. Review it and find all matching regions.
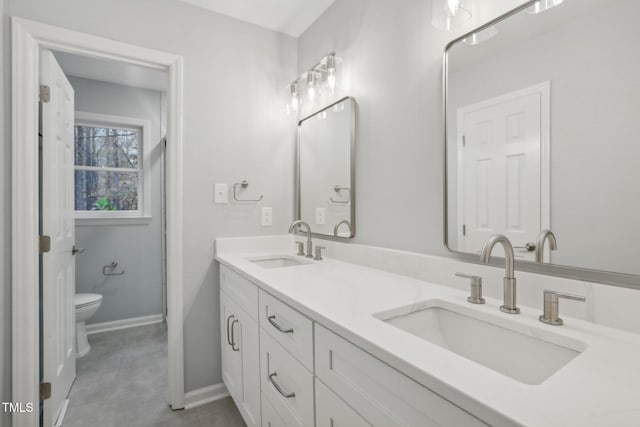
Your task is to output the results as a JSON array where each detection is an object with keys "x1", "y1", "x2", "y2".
[
  {"x1": 287, "y1": 52, "x2": 342, "y2": 116},
  {"x1": 432, "y1": 0, "x2": 472, "y2": 31}
]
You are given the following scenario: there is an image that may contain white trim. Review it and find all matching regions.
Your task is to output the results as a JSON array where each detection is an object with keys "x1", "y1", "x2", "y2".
[
  {"x1": 75, "y1": 216, "x2": 152, "y2": 226},
  {"x1": 74, "y1": 111, "x2": 151, "y2": 219},
  {"x1": 86, "y1": 314, "x2": 163, "y2": 335},
  {"x1": 184, "y1": 383, "x2": 230, "y2": 410},
  {"x1": 455, "y1": 81, "x2": 551, "y2": 252},
  {"x1": 11, "y1": 17, "x2": 185, "y2": 426}
]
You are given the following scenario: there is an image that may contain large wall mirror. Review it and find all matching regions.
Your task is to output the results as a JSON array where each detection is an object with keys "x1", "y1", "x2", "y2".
[
  {"x1": 445, "y1": 0, "x2": 639, "y2": 283},
  {"x1": 297, "y1": 97, "x2": 356, "y2": 239}
]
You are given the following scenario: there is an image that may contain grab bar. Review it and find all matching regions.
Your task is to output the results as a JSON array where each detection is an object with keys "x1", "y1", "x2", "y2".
[{"x1": 103, "y1": 262, "x2": 125, "y2": 276}]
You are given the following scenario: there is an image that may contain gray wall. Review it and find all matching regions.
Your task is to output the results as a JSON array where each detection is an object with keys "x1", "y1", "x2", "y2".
[
  {"x1": 69, "y1": 76, "x2": 164, "y2": 324},
  {"x1": 446, "y1": 1, "x2": 640, "y2": 276},
  {"x1": 5, "y1": 0, "x2": 297, "y2": 394},
  {"x1": 1, "y1": 0, "x2": 10, "y2": 421},
  {"x1": 297, "y1": 0, "x2": 523, "y2": 254}
]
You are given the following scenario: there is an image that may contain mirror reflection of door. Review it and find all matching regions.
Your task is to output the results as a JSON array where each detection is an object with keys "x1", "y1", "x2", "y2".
[{"x1": 457, "y1": 83, "x2": 550, "y2": 260}]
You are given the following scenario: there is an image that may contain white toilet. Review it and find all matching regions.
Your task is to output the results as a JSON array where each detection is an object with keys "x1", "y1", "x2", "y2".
[{"x1": 74, "y1": 293, "x2": 103, "y2": 358}]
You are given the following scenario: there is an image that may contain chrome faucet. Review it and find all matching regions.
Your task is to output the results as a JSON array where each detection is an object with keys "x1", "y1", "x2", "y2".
[
  {"x1": 480, "y1": 234, "x2": 519, "y2": 314},
  {"x1": 333, "y1": 219, "x2": 352, "y2": 237},
  {"x1": 288, "y1": 220, "x2": 313, "y2": 258},
  {"x1": 535, "y1": 229, "x2": 557, "y2": 263}
]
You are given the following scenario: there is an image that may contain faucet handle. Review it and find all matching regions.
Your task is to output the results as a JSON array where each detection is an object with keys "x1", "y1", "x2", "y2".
[
  {"x1": 295, "y1": 242, "x2": 305, "y2": 256},
  {"x1": 539, "y1": 290, "x2": 586, "y2": 326},
  {"x1": 314, "y1": 246, "x2": 326, "y2": 261},
  {"x1": 455, "y1": 273, "x2": 485, "y2": 304}
]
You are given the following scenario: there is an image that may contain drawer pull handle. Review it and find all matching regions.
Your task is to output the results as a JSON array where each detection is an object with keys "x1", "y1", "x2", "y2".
[
  {"x1": 267, "y1": 315, "x2": 294, "y2": 334},
  {"x1": 226, "y1": 315, "x2": 235, "y2": 346},
  {"x1": 269, "y1": 372, "x2": 295, "y2": 398},
  {"x1": 230, "y1": 319, "x2": 240, "y2": 351}
]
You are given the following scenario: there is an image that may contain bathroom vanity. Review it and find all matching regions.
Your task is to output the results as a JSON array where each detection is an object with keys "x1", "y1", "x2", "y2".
[{"x1": 216, "y1": 235, "x2": 640, "y2": 427}]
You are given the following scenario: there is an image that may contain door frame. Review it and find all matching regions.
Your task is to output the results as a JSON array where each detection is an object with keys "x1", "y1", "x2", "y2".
[
  {"x1": 455, "y1": 81, "x2": 551, "y2": 251},
  {"x1": 11, "y1": 17, "x2": 185, "y2": 426}
]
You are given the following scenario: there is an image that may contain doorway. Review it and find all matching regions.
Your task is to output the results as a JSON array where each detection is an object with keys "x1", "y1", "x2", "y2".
[
  {"x1": 12, "y1": 18, "x2": 185, "y2": 427},
  {"x1": 455, "y1": 82, "x2": 551, "y2": 260}
]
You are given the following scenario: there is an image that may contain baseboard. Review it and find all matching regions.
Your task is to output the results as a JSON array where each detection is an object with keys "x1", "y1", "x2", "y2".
[
  {"x1": 184, "y1": 383, "x2": 229, "y2": 410},
  {"x1": 86, "y1": 314, "x2": 164, "y2": 335}
]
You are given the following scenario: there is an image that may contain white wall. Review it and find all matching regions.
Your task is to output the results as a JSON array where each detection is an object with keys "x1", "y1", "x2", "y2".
[
  {"x1": 69, "y1": 76, "x2": 164, "y2": 324},
  {"x1": 6, "y1": 0, "x2": 297, "y2": 394},
  {"x1": 446, "y1": 1, "x2": 640, "y2": 276},
  {"x1": 297, "y1": 0, "x2": 523, "y2": 254}
]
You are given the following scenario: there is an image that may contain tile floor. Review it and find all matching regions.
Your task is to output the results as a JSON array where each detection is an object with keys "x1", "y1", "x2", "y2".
[{"x1": 64, "y1": 323, "x2": 245, "y2": 427}]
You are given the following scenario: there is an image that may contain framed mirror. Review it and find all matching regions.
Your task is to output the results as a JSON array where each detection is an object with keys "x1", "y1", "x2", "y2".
[
  {"x1": 297, "y1": 97, "x2": 356, "y2": 239},
  {"x1": 444, "y1": 0, "x2": 640, "y2": 284}
]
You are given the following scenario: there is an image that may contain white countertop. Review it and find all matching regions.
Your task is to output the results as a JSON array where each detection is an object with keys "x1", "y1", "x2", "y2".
[{"x1": 215, "y1": 236, "x2": 640, "y2": 427}]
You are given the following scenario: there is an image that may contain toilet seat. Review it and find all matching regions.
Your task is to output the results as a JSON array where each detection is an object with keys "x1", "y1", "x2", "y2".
[{"x1": 74, "y1": 293, "x2": 102, "y2": 308}]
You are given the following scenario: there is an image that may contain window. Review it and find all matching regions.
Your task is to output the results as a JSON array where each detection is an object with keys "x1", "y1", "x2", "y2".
[{"x1": 74, "y1": 112, "x2": 151, "y2": 221}]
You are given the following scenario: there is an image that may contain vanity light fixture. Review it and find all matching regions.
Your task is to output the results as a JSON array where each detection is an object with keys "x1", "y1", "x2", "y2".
[
  {"x1": 287, "y1": 52, "x2": 341, "y2": 116},
  {"x1": 526, "y1": 0, "x2": 565, "y2": 15},
  {"x1": 462, "y1": 26, "x2": 499, "y2": 46},
  {"x1": 432, "y1": 0, "x2": 472, "y2": 31}
]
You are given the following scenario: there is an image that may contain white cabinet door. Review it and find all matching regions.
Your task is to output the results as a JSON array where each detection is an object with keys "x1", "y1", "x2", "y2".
[
  {"x1": 220, "y1": 289, "x2": 261, "y2": 427},
  {"x1": 221, "y1": 290, "x2": 242, "y2": 401},
  {"x1": 236, "y1": 305, "x2": 261, "y2": 427}
]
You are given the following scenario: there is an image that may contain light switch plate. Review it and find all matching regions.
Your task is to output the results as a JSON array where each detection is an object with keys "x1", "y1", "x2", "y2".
[
  {"x1": 316, "y1": 207, "x2": 326, "y2": 225},
  {"x1": 261, "y1": 207, "x2": 273, "y2": 227},
  {"x1": 214, "y1": 183, "x2": 228, "y2": 204}
]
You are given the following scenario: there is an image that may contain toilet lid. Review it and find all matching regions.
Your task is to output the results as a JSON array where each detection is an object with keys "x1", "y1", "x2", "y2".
[{"x1": 75, "y1": 293, "x2": 102, "y2": 308}]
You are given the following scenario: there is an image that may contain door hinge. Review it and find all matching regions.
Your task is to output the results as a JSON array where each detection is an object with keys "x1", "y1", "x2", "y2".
[
  {"x1": 462, "y1": 135, "x2": 466, "y2": 147},
  {"x1": 39, "y1": 85, "x2": 51, "y2": 103},
  {"x1": 40, "y1": 382, "x2": 52, "y2": 400},
  {"x1": 462, "y1": 224, "x2": 466, "y2": 236},
  {"x1": 39, "y1": 235, "x2": 51, "y2": 253}
]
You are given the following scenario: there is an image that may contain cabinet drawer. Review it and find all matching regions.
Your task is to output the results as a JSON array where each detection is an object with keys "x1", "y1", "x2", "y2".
[
  {"x1": 315, "y1": 325, "x2": 487, "y2": 427},
  {"x1": 262, "y1": 392, "x2": 299, "y2": 427},
  {"x1": 315, "y1": 379, "x2": 370, "y2": 427},
  {"x1": 260, "y1": 329, "x2": 314, "y2": 427},
  {"x1": 221, "y1": 265, "x2": 258, "y2": 320},
  {"x1": 259, "y1": 290, "x2": 313, "y2": 370}
]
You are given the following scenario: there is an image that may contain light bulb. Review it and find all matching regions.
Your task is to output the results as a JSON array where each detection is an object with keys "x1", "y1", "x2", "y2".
[
  {"x1": 447, "y1": 0, "x2": 460, "y2": 15},
  {"x1": 307, "y1": 71, "x2": 316, "y2": 103},
  {"x1": 290, "y1": 83, "x2": 299, "y2": 113},
  {"x1": 326, "y1": 55, "x2": 337, "y2": 92}
]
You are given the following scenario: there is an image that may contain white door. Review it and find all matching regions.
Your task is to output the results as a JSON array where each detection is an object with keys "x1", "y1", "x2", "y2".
[
  {"x1": 458, "y1": 83, "x2": 550, "y2": 260},
  {"x1": 41, "y1": 49, "x2": 76, "y2": 426}
]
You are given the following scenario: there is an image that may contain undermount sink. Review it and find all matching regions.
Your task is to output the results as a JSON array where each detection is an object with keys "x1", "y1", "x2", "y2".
[
  {"x1": 376, "y1": 300, "x2": 587, "y2": 385},
  {"x1": 249, "y1": 256, "x2": 310, "y2": 269}
]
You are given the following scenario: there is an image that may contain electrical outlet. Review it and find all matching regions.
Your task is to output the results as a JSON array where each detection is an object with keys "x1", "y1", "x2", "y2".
[
  {"x1": 214, "y1": 183, "x2": 228, "y2": 204},
  {"x1": 316, "y1": 207, "x2": 326, "y2": 225},
  {"x1": 261, "y1": 207, "x2": 273, "y2": 226}
]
